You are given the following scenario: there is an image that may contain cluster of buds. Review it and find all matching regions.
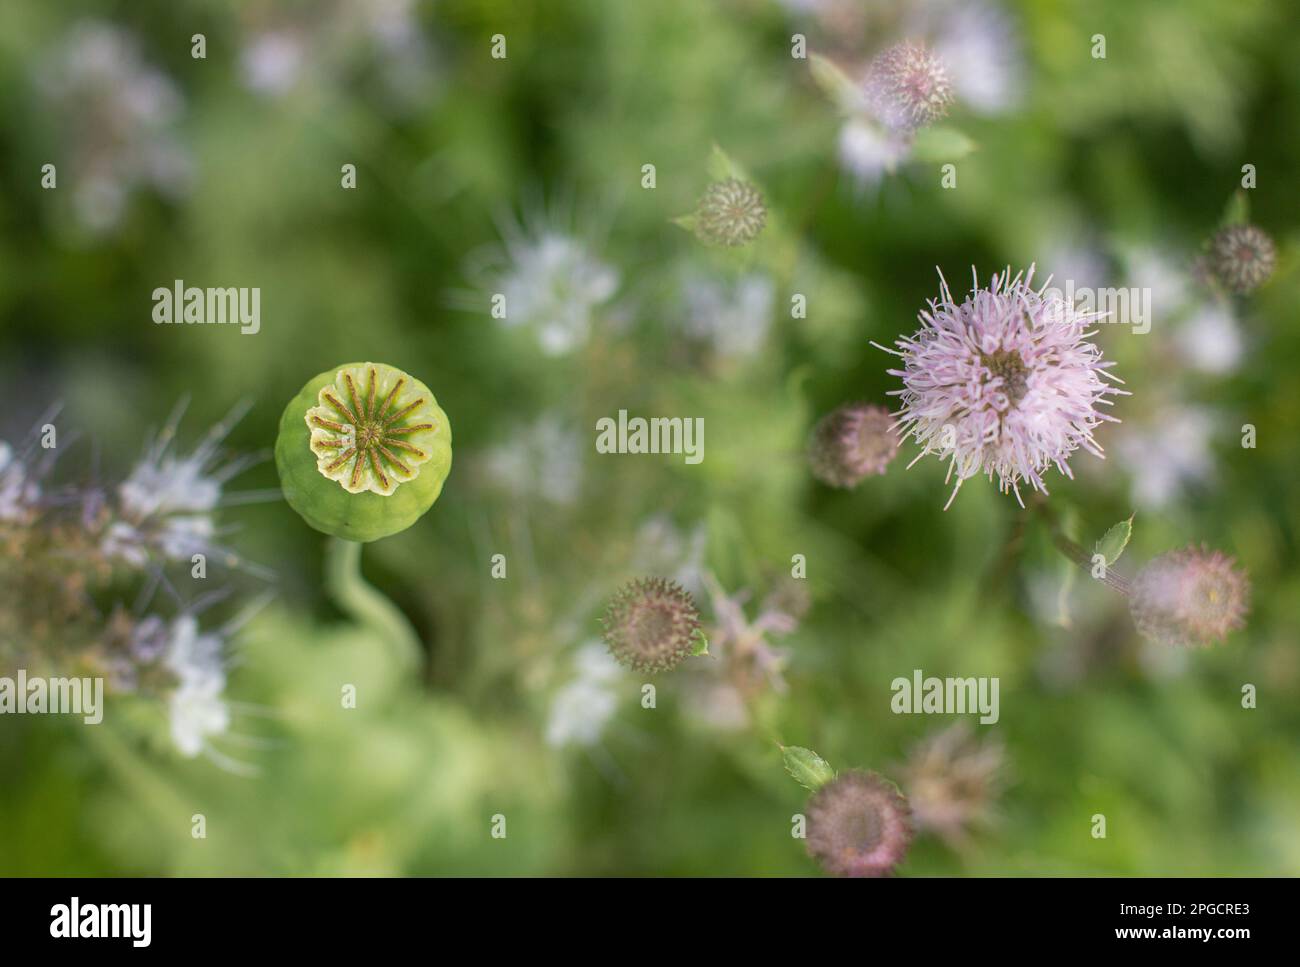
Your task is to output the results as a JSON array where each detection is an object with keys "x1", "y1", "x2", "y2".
[{"x1": 0, "y1": 405, "x2": 264, "y2": 766}]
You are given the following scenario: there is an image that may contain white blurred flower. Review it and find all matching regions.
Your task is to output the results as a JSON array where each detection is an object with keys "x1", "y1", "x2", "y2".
[
  {"x1": 0, "y1": 443, "x2": 41, "y2": 523},
  {"x1": 680, "y1": 270, "x2": 776, "y2": 360},
  {"x1": 1043, "y1": 241, "x2": 1108, "y2": 292},
  {"x1": 631, "y1": 515, "x2": 707, "y2": 598},
  {"x1": 491, "y1": 226, "x2": 619, "y2": 355},
  {"x1": 241, "y1": 0, "x2": 435, "y2": 109},
  {"x1": 1115, "y1": 405, "x2": 1216, "y2": 510},
  {"x1": 37, "y1": 21, "x2": 191, "y2": 234},
  {"x1": 163, "y1": 615, "x2": 230, "y2": 758},
  {"x1": 482, "y1": 414, "x2": 584, "y2": 506},
  {"x1": 101, "y1": 403, "x2": 253, "y2": 568},
  {"x1": 1125, "y1": 247, "x2": 1191, "y2": 321},
  {"x1": 1175, "y1": 301, "x2": 1243, "y2": 375},
  {"x1": 919, "y1": 0, "x2": 1024, "y2": 115},
  {"x1": 545, "y1": 643, "x2": 621, "y2": 748},
  {"x1": 241, "y1": 31, "x2": 306, "y2": 95},
  {"x1": 836, "y1": 117, "x2": 911, "y2": 191}
]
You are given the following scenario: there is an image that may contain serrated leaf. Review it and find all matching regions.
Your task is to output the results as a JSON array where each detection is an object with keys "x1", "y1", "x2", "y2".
[
  {"x1": 1094, "y1": 515, "x2": 1134, "y2": 566},
  {"x1": 782, "y1": 745, "x2": 835, "y2": 791},
  {"x1": 910, "y1": 125, "x2": 978, "y2": 164}
]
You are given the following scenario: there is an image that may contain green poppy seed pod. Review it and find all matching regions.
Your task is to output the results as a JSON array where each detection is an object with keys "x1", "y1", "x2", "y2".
[{"x1": 275, "y1": 362, "x2": 452, "y2": 542}]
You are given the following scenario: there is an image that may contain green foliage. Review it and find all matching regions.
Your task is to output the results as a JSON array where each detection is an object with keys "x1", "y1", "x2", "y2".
[{"x1": 1, "y1": 0, "x2": 1298, "y2": 877}]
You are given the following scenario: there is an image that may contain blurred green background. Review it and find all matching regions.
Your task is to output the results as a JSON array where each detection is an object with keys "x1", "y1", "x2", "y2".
[{"x1": 1, "y1": 0, "x2": 1298, "y2": 875}]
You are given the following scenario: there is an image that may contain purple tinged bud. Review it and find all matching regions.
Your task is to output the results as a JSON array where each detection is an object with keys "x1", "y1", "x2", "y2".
[
  {"x1": 805, "y1": 769, "x2": 913, "y2": 877},
  {"x1": 808, "y1": 403, "x2": 899, "y2": 488},
  {"x1": 601, "y1": 577, "x2": 703, "y2": 673},
  {"x1": 1129, "y1": 544, "x2": 1250, "y2": 648},
  {"x1": 865, "y1": 42, "x2": 954, "y2": 133}
]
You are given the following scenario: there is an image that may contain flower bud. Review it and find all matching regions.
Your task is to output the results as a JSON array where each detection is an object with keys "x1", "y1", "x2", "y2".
[
  {"x1": 1129, "y1": 545, "x2": 1250, "y2": 648},
  {"x1": 808, "y1": 403, "x2": 899, "y2": 488},
  {"x1": 865, "y1": 42, "x2": 954, "y2": 132},
  {"x1": 601, "y1": 577, "x2": 703, "y2": 673},
  {"x1": 1209, "y1": 224, "x2": 1275, "y2": 293},
  {"x1": 694, "y1": 178, "x2": 767, "y2": 247},
  {"x1": 805, "y1": 769, "x2": 913, "y2": 877}
]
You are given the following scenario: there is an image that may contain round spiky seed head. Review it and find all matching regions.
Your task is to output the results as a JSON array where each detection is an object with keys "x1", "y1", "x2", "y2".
[
  {"x1": 865, "y1": 42, "x2": 954, "y2": 132},
  {"x1": 694, "y1": 178, "x2": 767, "y2": 247},
  {"x1": 1210, "y1": 224, "x2": 1276, "y2": 293},
  {"x1": 805, "y1": 769, "x2": 913, "y2": 877},
  {"x1": 601, "y1": 577, "x2": 702, "y2": 673},
  {"x1": 1129, "y1": 545, "x2": 1250, "y2": 648},
  {"x1": 808, "y1": 403, "x2": 900, "y2": 488}
]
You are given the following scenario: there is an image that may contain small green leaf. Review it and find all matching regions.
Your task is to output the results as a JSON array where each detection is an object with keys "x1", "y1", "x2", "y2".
[
  {"x1": 1094, "y1": 514, "x2": 1135, "y2": 566},
  {"x1": 706, "y1": 144, "x2": 751, "y2": 183},
  {"x1": 670, "y1": 213, "x2": 697, "y2": 234},
  {"x1": 1220, "y1": 189, "x2": 1250, "y2": 228},
  {"x1": 782, "y1": 745, "x2": 835, "y2": 791},
  {"x1": 910, "y1": 125, "x2": 978, "y2": 164},
  {"x1": 690, "y1": 630, "x2": 709, "y2": 656}
]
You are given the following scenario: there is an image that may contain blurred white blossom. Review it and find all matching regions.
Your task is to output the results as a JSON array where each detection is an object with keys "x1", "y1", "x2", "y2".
[
  {"x1": 163, "y1": 615, "x2": 231, "y2": 758},
  {"x1": 916, "y1": 0, "x2": 1024, "y2": 115},
  {"x1": 0, "y1": 443, "x2": 41, "y2": 523},
  {"x1": 546, "y1": 642, "x2": 622, "y2": 748},
  {"x1": 1115, "y1": 405, "x2": 1216, "y2": 510},
  {"x1": 36, "y1": 21, "x2": 191, "y2": 234},
  {"x1": 482, "y1": 414, "x2": 584, "y2": 506},
  {"x1": 679, "y1": 270, "x2": 776, "y2": 360},
  {"x1": 630, "y1": 515, "x2": 708, "y2": 598}
]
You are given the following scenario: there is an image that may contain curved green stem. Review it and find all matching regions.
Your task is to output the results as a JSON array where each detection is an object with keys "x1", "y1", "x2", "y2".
[{"x1": 325, "y1": 537, "x2": 423, "y2": 669}]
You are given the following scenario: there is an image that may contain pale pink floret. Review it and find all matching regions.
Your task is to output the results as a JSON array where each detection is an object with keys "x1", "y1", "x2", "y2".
[{"x1": 876, "y1": 266, "x2": 1126, "y2": 509}]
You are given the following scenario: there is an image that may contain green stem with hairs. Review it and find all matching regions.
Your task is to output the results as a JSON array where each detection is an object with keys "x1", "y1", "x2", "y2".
[{"x1": 325, "y1": 537, "x2": 423, "y2": 669}]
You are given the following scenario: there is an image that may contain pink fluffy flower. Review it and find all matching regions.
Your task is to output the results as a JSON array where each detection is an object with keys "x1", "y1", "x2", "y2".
[{"x1": 877, "y1": 266, "x2": 1126, "y2": 509}]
